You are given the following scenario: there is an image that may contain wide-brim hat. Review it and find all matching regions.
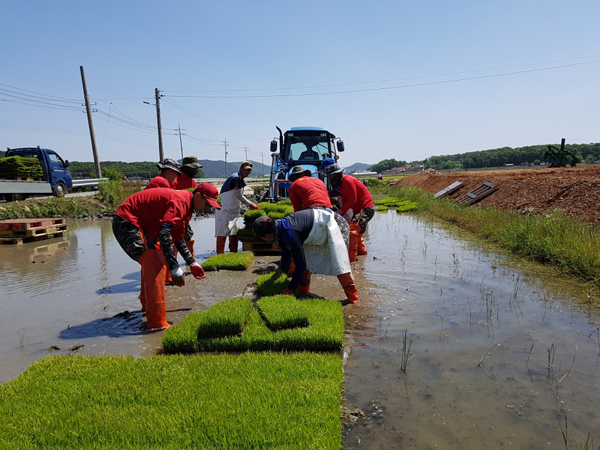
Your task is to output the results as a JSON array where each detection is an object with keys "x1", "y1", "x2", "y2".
[
  {"x1": 182, "y1": 156, "x2": 203, "y2": 169},
  {"x1": 288, "y1": 165, "x2": 312, "y2": 181},
  {"x1": 324, "y1": 163, "x2": 343, "y2": 176},
  {"x1": 156, "y1": 158, "x2": 181, "y2": 173},
  {"x1": 240, "y1": 161, "x2": 253, "y2": 170},
  {"x1": 195, "y1": 183, "x2": 221, "y2": 209}
]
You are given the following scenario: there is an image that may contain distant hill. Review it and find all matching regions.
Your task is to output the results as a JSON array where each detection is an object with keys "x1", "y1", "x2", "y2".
[
  {"x1": 343, "y1": 162, "x2": 373, "y2": 173},
  {"x1": 198, "y1": 160, "x2": 271, "y2": 178},
  {"x1": 67, "y1": 159, "x2": 375, "y2": 179}
]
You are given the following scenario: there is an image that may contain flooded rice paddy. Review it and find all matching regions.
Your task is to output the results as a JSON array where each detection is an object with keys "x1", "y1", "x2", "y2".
[{"x1": 1, "y1": 211, "x2": 599, "y2": 448}]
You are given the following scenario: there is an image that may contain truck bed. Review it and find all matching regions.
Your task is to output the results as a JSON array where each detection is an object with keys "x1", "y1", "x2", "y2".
[{"x1": 0, "y1": 179, "x2": 52, "y2": 194}]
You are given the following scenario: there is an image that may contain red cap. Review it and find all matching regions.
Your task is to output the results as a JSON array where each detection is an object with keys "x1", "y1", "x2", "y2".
[{"x1": 195, "y1": 183, "x2": 221, "y2": 209}]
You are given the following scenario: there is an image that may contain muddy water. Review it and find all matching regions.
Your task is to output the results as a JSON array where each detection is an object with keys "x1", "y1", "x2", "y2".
[
  {"x1": 343, "y1": 211, "x2": 600, "y2": 449},
  {"x1": 1, "y1": 213, "x2": 600, "y2": 448},
  {"x1": 0, "y1": 217, "x2": 277, "y2": 383}
]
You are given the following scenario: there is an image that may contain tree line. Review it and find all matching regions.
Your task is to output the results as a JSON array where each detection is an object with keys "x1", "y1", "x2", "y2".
[
  {"x1": 369, "y1": 143, "x2": 600, "y2": 172},
  {"x1": 69, "y1": 161, "x2": 205, "y2": 179}
]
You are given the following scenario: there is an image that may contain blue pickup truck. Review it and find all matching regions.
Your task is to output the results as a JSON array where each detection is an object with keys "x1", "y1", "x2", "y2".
[{"x1": 0, "y1": 146, "x2": 73, "y2": 201}]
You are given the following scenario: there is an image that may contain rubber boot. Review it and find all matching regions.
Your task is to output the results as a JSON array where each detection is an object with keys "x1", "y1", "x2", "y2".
[
  {"x1": 337, "y1": 272, "x2": 359, "y2": 303},
  {"x1": 348, "y1": 222, "x2": 359, "y2": 262},
  {"x1": 139, "y1": 269, "x2": 147, "y2": 312},
  {"x1": 228, "y1": 235, "x2": 239, "y2": 253},
  {"x1": 297, "y1": 269, "x2": 311, "y2": 294},
  {"x1": 357, "y1": 233, "x2": 368, "y2": 255},
  {"x1": 216, "y1": 236, "x2": 226, "y2": 254},
  {"x1": 139, "y1": 249, "x2": 171, "y2": 329},
  {"x1": 288, "y1": 259, "x2": 296, "y2": 275}
]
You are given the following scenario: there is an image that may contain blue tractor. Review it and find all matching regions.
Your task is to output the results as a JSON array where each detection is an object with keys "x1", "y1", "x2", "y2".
[{"x1": 266, "y1": 126, "x2": 345, "y2": 202}]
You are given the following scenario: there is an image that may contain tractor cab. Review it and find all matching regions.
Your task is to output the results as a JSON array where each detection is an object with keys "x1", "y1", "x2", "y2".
[{"x1": 267, "y1": 126, "x2": 345, "y2": 201}]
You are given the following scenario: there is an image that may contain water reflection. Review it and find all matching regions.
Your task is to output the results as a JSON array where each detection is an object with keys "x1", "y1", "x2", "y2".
[{"x1": 343, "y1": 211, "x2": 600, "y2": 449}]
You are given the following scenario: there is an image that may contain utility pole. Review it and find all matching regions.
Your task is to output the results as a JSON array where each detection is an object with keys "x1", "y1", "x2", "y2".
[
  {"x1": 79, "y1": 66, "x2": 101, "y2": 178},
  {"x1": 260, "y1": 152, "x2": 265, "y2": 176},
  {"x1": 223, "y1": 138, "x2": 229, "y2": 177},
  {"x1": 177, "y1": 123, "x2": 185, "y2": 162},
  {"x1": 244, "y1": 145, "x2": 248, "y2": 161},
  {"x1": 155, "y1": 88, "x2": 164, "y2": 162}
]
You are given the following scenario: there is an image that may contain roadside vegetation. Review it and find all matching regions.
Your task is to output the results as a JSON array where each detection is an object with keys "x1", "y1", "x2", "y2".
[
  {"x1": 0, "y1": 179, "x2": 141, "y2": 220},
  {"x1": 372, "y1": 183, "x2": 600, "y2": 293}
]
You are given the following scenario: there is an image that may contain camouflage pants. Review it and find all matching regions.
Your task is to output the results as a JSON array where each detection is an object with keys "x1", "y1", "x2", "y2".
[
  {"x1": 112, "y1": 215, "x2": 149, "y2": 262},
  {"x1": 333, "y1": 212, "x2": 350, "y2": 249}
]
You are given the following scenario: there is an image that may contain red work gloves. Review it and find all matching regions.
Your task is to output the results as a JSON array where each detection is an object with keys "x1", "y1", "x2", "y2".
[
  {"x1": 250, "y1": 203, "x2": 260, "y2": 210},
  {"x1": 280, "y1": 288, "x2": 294, "y2": 296},
  {"x1": 190, "y1": 262, "x2": 205, "y2": 279},
  {"x1": 171, "y1": 267, "x2": 185, "y2": 287}
]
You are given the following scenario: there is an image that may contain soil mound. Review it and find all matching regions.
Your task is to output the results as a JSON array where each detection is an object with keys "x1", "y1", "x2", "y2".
[{"x1": 394, "y1": 165, "x2": 600, "y2": 223}]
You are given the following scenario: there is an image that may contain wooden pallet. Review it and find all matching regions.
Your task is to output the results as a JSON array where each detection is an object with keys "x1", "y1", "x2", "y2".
[
  {"x1": 0, "y1": 218, "x2": 66, "y2": 231},
  {"x1": 0, "y1": 218, "x2": 68, "y2": 241},
  {"x1": 242, "y1": 240, "x2": 281, "y2": 253},
  {"x1": 433, "y1": 181, "x2": 463, "y2": 199},
  {"x1": 0, "y1": 238, "x2": 23, "y2": 245},
  {"x1": 456, "y1": 182, "x2": 498, "y2": 205}
]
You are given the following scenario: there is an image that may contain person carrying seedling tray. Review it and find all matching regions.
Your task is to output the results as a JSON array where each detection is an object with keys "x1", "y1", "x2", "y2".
[
  {"x1": 112, "y1": 184, "x2": 221, "y2": 329},
  {"x1": 252, "y1": 210, "x2": 358, "y2": 304}
]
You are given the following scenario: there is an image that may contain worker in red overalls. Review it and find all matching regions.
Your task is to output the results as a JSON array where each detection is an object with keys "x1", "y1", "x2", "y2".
[
  {"x1": 324, "y1": 163, "x2": 375, "y2": 260},
  {"x1": 172, "y1": 156, "x2": 203, "y2": 257},
  {"x1": 112, "y1": 184, "x2": 221, "y2": 329}
]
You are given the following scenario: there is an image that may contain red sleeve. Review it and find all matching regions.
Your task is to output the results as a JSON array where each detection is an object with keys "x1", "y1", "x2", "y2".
[
  {"x1": 160, "y1": 191, "x2": 192, "y2": 241},
  {"x1": 289, "y1": 183, "x2": 302, "y2": 212},
  {"x1": 339, "y1": 176, "x2": 358, "y2": 216}
]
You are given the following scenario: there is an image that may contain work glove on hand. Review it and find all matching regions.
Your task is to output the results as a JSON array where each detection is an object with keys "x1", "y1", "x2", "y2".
[
  {"x1": 171, "y1": 267, "x2": 185, "y2": 287},
  {"x1": 190, "y1": 262, "x2": 205, "y2": 279},
  {"x1": 280, "y1": 288, "x2": 294, "y2": 296},
  {"x1": 250, "y1": 203, "x2": 260, "y2": 210}
]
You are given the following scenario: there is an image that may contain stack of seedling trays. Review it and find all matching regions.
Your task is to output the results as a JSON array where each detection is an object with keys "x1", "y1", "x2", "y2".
[
  {"x1": 237, "y1": 200, "x2": 294, "y2": 253},
  {"x1": 0, "y1": 218, "x2": 68, "y2": 244},
  {"x1": 0, "y1": 156, "x2": 44, "y2": 180}
]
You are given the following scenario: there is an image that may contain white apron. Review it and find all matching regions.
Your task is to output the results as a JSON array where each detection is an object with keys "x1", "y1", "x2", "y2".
[
  {"x1": 214, "y1": 189, "x2": 241, "y2": 236},
  {"x1": 303, "y1": 209, "x2": 351, "y2": 276}
]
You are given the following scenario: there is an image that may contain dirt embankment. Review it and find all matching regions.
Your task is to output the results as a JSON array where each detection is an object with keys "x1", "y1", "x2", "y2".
[{"x1": 394, "y1": 165, "x2": 600, "y2": 223}]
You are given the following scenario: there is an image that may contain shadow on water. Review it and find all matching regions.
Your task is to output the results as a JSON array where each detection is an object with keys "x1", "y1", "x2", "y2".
[{"x1": 59, "y1": 310, "x2": 147, "y2": 338}]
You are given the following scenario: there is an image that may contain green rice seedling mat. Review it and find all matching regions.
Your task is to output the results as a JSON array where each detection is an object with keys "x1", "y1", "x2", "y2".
[
  {"x1": 0, "y1": 353, "x2": 343, "y2": 449},
  {"x1": 374, "y1": 196, "x2": 418, "y2": 211},
  {"x1": 255, "y1": 270, "x2": 289, "y2": 296},
  {"x1": 162, "y1": 295, "x2": 343, "y2": 354},
  {"x1": 201, "y1": 252, "x2": 254, "y2": 271}
]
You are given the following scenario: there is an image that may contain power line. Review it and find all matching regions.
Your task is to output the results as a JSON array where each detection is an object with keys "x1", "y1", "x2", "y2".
[{"x1": 166, "y1": 59, "x2": 600, "y2": 99}]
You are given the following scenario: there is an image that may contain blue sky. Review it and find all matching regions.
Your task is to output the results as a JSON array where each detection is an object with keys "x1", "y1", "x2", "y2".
[{"x1": 1, "y1": 1, "x2": 599, "y2": 167}]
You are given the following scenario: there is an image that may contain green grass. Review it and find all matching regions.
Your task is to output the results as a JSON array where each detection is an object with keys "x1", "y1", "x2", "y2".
[
  {"x1": 162, "y1": 295, "x2": 343, "y2": 354},
  {"x1": 256, "y1": 270, "x2": 290, "y2": 296},
  {"x1": 0, "y1": 353, "x2": 343, "y2": 449},
  {"x1": 201, "y1": 252, "x2": 255, "y2": 271}
]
